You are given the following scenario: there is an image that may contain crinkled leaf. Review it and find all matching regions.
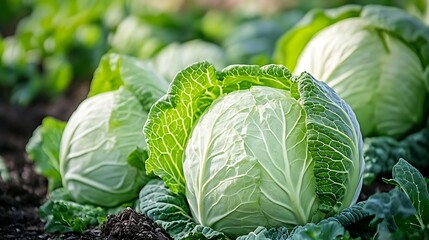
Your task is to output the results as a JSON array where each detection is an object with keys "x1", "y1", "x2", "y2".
[
  {"x1": 139, "y1": 179, "x2": 228, "y2": 240},
  {"x1": 89, "y1": 53, "x2": 169, "y2": 111},
  {"x1": 236, "y1": 201, "x2": 369, "y2": 240},
  {"x1": 26, "y1": 117, "x2": 66, "y2": 191},
  {"x1": 363, "y1": 125, "x2": 429, "y2": 184},
  {"x1": 297, "y1": 73, "x2": 364, "y2": 214},
  {"x1": 139, "y1": 179, "x2": 194, "y2": 236},
  {"x1": 39, "y1": 199, "x2": 107, "y2": 233},
  {"x1": 364, "y1": 188, "x2": 416, "y2": 237},
  {"x1": 363, "y1": 137, "x2": 404, "y2": 185},
  {"x1": 322, "y1": 201, "x2": 374, "y2": 239},
  {"x1": 39, "y1": 188, "x2": 131, "y2": 233},
  {"x1": 322, "y1": 201, "x2": 369, "y2": 227}
]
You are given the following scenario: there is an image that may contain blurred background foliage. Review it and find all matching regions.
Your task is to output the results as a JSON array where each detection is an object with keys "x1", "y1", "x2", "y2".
[{"x1": 0, "y1": 0, "x2": 427, "y2": 106}]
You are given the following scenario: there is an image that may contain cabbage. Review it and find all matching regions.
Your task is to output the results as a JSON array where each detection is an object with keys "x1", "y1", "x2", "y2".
[
  {"x1": 144, "y1": 62, "x2": 364, "y2": 237},
  {"x1": 275, "y1": 5, "x2": 429, "y2": 138},
  {"x1": 60, "y1": 54, "x2": 168, "y2": 207},
  {"x1": 60, "y1": 88, "x2": 150, "y2": 207}
]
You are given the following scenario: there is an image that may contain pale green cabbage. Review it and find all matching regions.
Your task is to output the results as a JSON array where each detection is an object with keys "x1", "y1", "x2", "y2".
[
  {"x1": 275, "y1": 5, "x2": 429, "y2": 138},
  {"x1": 60, "y1": 53, "x2": 168, "y2": 207},
  {"x1": 295, "y1": 18, "x2": 426, "y2": 138},
  {"x1": 184, "y1": 87, "x2": 320, "y2": 234},
  {"x1": 144, "y1": 62, "x2": 364, "y2": 237},
  {"x1": 60, "y1": 88, "x2": 150, "y2": 207}
]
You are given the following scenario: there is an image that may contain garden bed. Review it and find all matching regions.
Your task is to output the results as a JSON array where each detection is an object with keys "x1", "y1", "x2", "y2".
[{"x1": 0, "y1": 80, "x2": 398, "y2": 239}]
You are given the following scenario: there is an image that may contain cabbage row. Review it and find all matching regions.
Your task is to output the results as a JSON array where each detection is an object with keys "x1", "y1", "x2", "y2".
[{"x1": 24, "y1": 4, "x2": 429, "y2": 240}]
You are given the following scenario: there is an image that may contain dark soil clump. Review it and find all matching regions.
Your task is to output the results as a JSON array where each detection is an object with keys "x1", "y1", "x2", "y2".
[{"x1": 102, "y1": 208, "x2": 172, "y2": 240}]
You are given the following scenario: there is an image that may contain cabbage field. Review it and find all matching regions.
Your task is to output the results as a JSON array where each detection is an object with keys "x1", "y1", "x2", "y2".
[{"x1": 0, "y1": 0, "x2": 428, "y2": 239}]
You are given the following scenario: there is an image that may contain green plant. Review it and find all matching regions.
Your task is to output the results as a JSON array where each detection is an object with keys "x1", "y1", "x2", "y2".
[
  {"x1": 144, "y1": 62, "x2": 364, "y2": 237},
  {"x1": 275, "y1": 5, "x2": 429, "y2": 138},
  {"x1": 58, "y1": 53, "x2": 168, "y2": 207}
]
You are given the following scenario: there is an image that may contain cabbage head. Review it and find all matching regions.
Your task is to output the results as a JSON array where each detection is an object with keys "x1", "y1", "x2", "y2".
[
  {"x1": 275, "y1": 5, "x2": 429, "y2": 138},
  {"x1": 60, "y1": 88, "x2": 148, "y2": 207},
  {"x1": 144, "y1": 62, "x2": 364, "y2": 237},
  {"x1": 60, "y1": 54, "x2": 168, "y2": 207}
]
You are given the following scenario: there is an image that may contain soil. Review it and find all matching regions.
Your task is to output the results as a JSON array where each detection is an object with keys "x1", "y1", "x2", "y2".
[
  {"x1": 101, "y1": 208, "x2": 172, "y2": 240},
  {"x1": 0, "y1": 80, "x2": 395, "y2": 239},
  {"x1": 0, "y1": 81, "x2": 101, "y2": 239}
]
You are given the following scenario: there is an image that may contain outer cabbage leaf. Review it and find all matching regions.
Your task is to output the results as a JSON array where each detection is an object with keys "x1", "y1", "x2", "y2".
[
  {"x1": 388, "y1": 159, "x2": 429, "y2": 231},
  {"x1": 322, "y1": 201, "x2": 369, "y2": 227},
  {"x1": 361, "y1": 5, "x2": 429, "y2": 69},
  {"x1": 88, "y1": 53, "x2": 168, "y2": 111},
  {"x1": 139, "y1": 179, "x2": 228, "y2": 240},
  {"x1": 364, "y1": 188, "x2": 416, "y2": 239},
  {"x1": 39, "y1": 188, "x2": 130, "y2": 234},
  {"x1": 297, "y1": 73, "x2": 363, "y2": 215},
  {"x1": 236, "y1": 202, "x2": 368, "y2": 240},
  {"x1": 274, "y1": 5, "x2": 361, "y2": 71},
  {"x1": 26, "y1": 117, "x2": 66, "y2": 191},
  {"x1": 40, "y1": 198, "x2": 107, "y2": 233}
]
